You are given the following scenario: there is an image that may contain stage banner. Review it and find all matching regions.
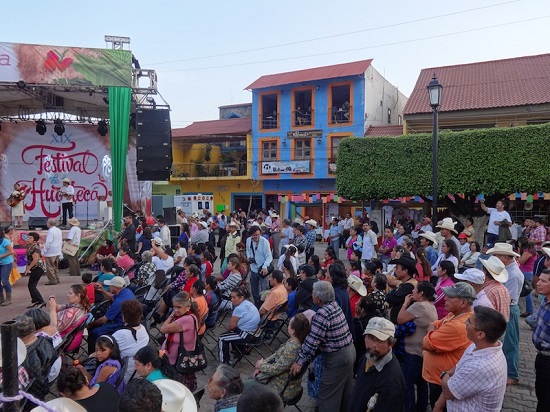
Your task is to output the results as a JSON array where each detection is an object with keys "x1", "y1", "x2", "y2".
[
  {"x1": 0, "y1": 122, "x2": 142, "y2": 223},
  {"x1": 0, "y1": 42, "x2": 132, "y2": 87}
]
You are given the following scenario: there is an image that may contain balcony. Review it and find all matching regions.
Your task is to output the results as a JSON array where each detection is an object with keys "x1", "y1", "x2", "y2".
[
  {"x1": 261, "y1": 159, "x2": 312, "y2": 175},
  {"x1": 171, "y1": 161, "x2": 248, "y2": 179},
  {"x1": 260, "y1": 112, "x2": 279, "y2": 130},
  {"x1": 329, "y1": 105, "x2": 352, "y2": 125},
  {"x1": 292, "y1": 109, "x2": 314, "y2": 127}
]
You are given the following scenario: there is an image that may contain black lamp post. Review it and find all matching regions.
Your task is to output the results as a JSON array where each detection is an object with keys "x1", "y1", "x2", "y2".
[{"x1": 427, "y1": 75, "x2": 442, "y2": 221}]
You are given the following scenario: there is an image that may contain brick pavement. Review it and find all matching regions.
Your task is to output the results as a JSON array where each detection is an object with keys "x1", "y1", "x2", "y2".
[{"x1": 0, "y1": 244, "x2": 541, "y2": 411}]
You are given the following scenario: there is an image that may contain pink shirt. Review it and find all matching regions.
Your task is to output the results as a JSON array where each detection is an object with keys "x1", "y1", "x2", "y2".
[
  {"x1": 434, "y1": 277, "x2": 455, "y2": 319},
  {"x1": 116, "y1": 254, "x2": 135, "y2": 272},
  {"x1": 162, "y1": 314, "x2": 198, "y2": 365}
]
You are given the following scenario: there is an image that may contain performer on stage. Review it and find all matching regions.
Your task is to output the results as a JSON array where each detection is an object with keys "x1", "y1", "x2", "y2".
[
  {"x1": 8, "y1": 183, "x2": 28, "y2": 227},
  {"x1": 59, "y1": 178, "x2": 75, "y2": 227}
]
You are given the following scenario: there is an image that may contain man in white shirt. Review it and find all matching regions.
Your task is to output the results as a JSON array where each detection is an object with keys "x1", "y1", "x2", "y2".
[
  {"x1": 480, "y1": 199, "x2": 512, "y2": 247},
  {"x1": 44, "y1": 218, "x2": 62, "y2": 284},
  {"x1": 342, "y1": 212, "x2": 355, "y2": 249},
  {"x1": 158, "y1": 218, "x2": 171, "y2": 248},
  {"x1": 65, "y1": 217, "x2": 82, "y2": 277},
  {"x1": 435, "y1": 306, "x2": 507, "y2": 412},
  {"x1": 246, "y1": 225, "x2": 273, "y2": 306},
  {"x1": 361, "y1": 221, "x2": 378, "y2": 263},
  {"x1": 59, "y1": 177, "x2": 75, "y2": 227}
]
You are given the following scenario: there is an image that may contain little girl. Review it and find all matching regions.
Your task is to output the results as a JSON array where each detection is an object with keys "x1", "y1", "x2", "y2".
[
  {"x1": 201, "y1": 251, "x2": 213, "y2": 281},
  {"x1": 79, "y1": 335, "x2": 124, "y2": 394}
]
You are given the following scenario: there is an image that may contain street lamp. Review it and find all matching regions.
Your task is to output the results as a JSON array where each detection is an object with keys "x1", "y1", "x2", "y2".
[{"x1": 427, "y1": 75, "x2": 442, "y2": 222}]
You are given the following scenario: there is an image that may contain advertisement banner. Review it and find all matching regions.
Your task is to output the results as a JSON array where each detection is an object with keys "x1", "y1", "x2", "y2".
[
  {"x1": 0, "y1": 122, "x2": 144, "y2": 222},
  {"x1": 0, "y1": 42, "x2": 132, "y2": 87},
  {"x1": 261, "y1": 161, "x2": 310, "y2": 175}
]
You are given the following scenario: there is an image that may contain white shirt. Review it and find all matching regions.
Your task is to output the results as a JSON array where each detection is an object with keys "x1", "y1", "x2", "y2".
[
  {"x1": 60, "y1": 184, "x2": 74, "y2": 204},
  {"x1": 66, "y1": 226, "x2": 81, "y2": 246},
  {"x1": 152, "y1": 255, "x2": 174, "y2": 273},
  {"x1": 503, "y1": 261, "x2": 524, "y2": 305},
  {"x1": 343, "y1": 218, "x2": 354, "y2": 230},
  {"x1": 361, "y1": 229, "x2": 378, "y2": 261},
  {"x1": 44, "y1": 226, "x2": 62, "y2": 257},
  {"x1": 460, "y1": 242, "x2": 470, "y2": 258},
  {"x1": 159, "y1": 225, "x2": 171, "y2": 247},
  {"x1": 112, "y1": 326, "x2": 150, "y2": 382},
  {"x1": 446, "y1": 342, "x2": 507, "y2": 412},
  {"x1": 173, "y1": 248, "x2": 187, "y2": 267},
  {"x1": 486, "y1": 208, "x2": 512, "y2": 236},
  {"x1": 473, "y1": 290, "x2": 494, "y2": 309},
  {"x1": 280, "y1": 226, "x2": 294, "y2": 248}
]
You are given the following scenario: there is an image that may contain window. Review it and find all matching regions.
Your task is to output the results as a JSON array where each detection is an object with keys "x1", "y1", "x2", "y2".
[
  {"x1": 329, "y1": 83, "x2": 352, "y2": 125},
  {"x1": 294, "y1": 138, "x2": 311, "y2": 160},
  {"x1": 260, "y1": 93, "x2": 279, "y2": 129},
  {"x1": 388, "y1": 108, "x2": 392, "y2": 124},
  {"x1": 330, "y1": 137, "x2": 343, "y2": 161},
  {"x1": 262, "y1": 141, "x2": 278, "y2": 161},
  {"x1": 293, "y1": 89, "x2": 313, "y2": 127}
]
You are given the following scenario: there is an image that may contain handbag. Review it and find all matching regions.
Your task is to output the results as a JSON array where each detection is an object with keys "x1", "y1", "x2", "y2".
[
  {"x1": 175, "y1": 316, "x2": 208, "y2": 373},
  {"x1": 62, "y1": 241, "x2": 79, "y2": 257},
  {"x1": 9, "y1": 265, "x2": 21, "y2": 285},
  {"x1": 520, "y1": 278, "x2": 533, "y2": 297}
]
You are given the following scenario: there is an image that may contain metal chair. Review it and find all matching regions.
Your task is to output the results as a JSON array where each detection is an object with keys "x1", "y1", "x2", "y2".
[
  {"x1": 230, "y1": 309, "x2": 274, "y2": 367},
  {"x1": 279, "y1": 360, "x2": 310, "y2": 411}
]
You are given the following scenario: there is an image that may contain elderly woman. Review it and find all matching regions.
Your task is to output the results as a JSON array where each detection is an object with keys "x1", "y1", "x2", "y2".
[
  {"x1": 159, "y1": 291, "x2": 201, "y2": 391},
  {"x1": 290, "y1": 281, "x2": 355, "y2": 412},
  {"x1": 134, "y1": 250, "x2": 156, "y2": 287},
  {"x1": 254, "y1": 314, "x2": 310, "y2": 400},
  {"x1": 422, "y1": 282, "x2": 476, "y2": 409},
  {"x1": 207, "y1": 364, "x2": 244, "y2": 412},
  {"x1": 49, "y1": 283, "x2": 91, "y2": 337},
  {"x1": 112, "y1": 299, "x2": 149, "y2": 382},
  {"x1": 397, "y1": 281, "x2": 438, "y2": 412},
  {"x1": 23, "y1": 231, "x2": 46, "y2": 308},
  {"x1": 15, "y1": 315, "x2": 56, "y2": 402}
]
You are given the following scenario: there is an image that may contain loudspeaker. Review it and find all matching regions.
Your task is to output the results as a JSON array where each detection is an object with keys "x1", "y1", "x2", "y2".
[
  {"x1": 136, "y1": 108, "x2": 171, "y2": 147},
  {"x1": 136, "y1": 146, "x2": 171, "y2": 160},
  {"x1": 136, "y1": 161, "x2": 170, "y2": 172},
  {"x1": 28, "y1": 216, "x2": 49, "y2": 230},
  {"x1": 163, "y1": 207, "x2": 176, "y2": 225},
  {"x1": 137, "y1": 170, "x2": 171, "y2": 181}
]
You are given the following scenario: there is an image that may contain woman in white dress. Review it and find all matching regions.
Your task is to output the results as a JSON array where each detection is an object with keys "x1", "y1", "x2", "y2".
[{"x1": 10, "y1": 183, "x2": 26, "y2": 227}]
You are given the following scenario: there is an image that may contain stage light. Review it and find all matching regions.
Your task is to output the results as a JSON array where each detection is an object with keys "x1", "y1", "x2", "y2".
[
  {"x1": 54, "y1": 119, "x2": 65, "y2": 136},
  {"x1": 97, "y1": 120, "x2": 108, "y2": 136},
  {"x1": 17, "y1": 80, "x2": 26, "y2": 89},
  {"x1": 103, "y1": 97, "x2": 109, "y2": 105},
  {"x1": 36, "y1": 119, "x2": 47, "y2": 135}
]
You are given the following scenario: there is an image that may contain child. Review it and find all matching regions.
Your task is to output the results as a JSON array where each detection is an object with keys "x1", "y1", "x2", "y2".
[
  {"x1": 78, "y1": 335, "x2": 123, "y2": 394},
  {"x1": 204, "y1": 276, "x2": 219, "y2": 328},
  {"x1": 317, "y1": 268, "x2": 327, "y2": 281},
  {"x1": 82, "y1": 272, "x2": 95, "y2": 305},
  {"x1": 284, "y1": 277, "x2": 298, "y2": 318},
  {"x1": 201, "y1": 251, "x2": 213, "y2": 281},
  {"x1": 296, "y1": 245, "x2": 306, "y2": 266},
  {"x1": 349, "y1": 260, "x2": 362, "y2": 277},
  {"x1": 362, "y1": 262, "x2": 378, "y2": 294}
]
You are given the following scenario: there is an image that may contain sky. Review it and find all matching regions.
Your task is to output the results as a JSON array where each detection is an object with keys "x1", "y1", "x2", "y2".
[{"x1": 4, "y1": 0, "x2": 549, "y2": 129}]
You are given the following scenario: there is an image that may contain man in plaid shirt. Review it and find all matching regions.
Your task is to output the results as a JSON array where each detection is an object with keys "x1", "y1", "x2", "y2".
[
  {"x1": 529, "y1": 218, "x2": 547, "y2": 252},
  {"x1": 290, "y1": 281, "x2": 354, "y2": 412}
]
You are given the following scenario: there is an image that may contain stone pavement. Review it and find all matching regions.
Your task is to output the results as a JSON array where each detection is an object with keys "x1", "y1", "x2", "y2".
[{"x1": 0, "y1": 243, "x2": 541, "y2": 411}]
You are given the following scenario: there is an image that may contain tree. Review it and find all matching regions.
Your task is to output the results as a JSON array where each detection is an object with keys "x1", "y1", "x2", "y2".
[{"x1": 336, "y1": 123, "x2": 550, "y2": 215}]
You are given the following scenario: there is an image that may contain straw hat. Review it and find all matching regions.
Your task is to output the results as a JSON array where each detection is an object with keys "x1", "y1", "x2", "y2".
[
  {"x1": 487, "y1": 242, "x2": 520, "y2": 258},
  {"x1": 305, "y1": 219, "x2": 318, "y2": 228},
  {"x1": 480, "y1": 256, "x2": 509, "y2": 283},
  {"x1": 0, "y1": 336, "x2": 27, "y2": 367},
  {"x1": 348, "y1": 275, "x2": 367, "y2": 296},
  {"x1": 68, "y1": 217, "x2": 80, "y2": 226},
  {"x1": 419, "y1": 231, "x2": 438, "y2": 247},
  {"x1": 436, "y1": 217, "x2": 457, "y2": 234},
  {"x1": 153, "y1": 379, "x2": 197, "y2": 412},
  {"x1": 31, "y1": 398, "x2": 86, "y2": 412},
  {"x1": 61, "y1": 178, "x2": 71, "y2": 184}
]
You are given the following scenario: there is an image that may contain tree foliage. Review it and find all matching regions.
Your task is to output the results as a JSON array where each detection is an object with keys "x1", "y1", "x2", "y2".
[{"x1": 336, "y1": 123, "x2": 550, "y2": 205}]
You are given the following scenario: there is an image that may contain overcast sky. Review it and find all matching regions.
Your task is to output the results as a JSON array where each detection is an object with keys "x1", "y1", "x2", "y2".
[{"x1": 4, "y1": 0, "x2": 549, "y2": 128}]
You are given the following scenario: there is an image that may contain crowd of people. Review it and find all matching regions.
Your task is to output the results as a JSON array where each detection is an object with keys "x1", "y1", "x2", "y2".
[{"x1": 0, "y1": 200, "x2": 549, "y2": 412}]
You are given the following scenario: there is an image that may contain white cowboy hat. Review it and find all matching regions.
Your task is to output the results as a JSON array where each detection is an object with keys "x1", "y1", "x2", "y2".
[
  {"x1": 436, "y1": 217, "x2": 457, "y2": 234},
  {"x1": 0, "y1": 336, "x2": 26, "y2": 367},
  {"x1": 31, "y1": 398, "x2": 86, "y2": 412},
  {"x1": 487, "y1": 242, "x2": 520, "y2": 258},
  {"x1": 305, "y1": 219, "x2": 318, "y2": 228},
  {"x1": 61, "y1": 178, "x2": 71, "y2": 184},
  {"x1": 348, "y1": 275, "x2": 367, "y2": 296},
  {"x1": 68, "y1": 217, "x2": 80, "y2": 226},
  {"x1": 418, "y1": 231, "x2": 438, "y2": 247},
  {"x1": 153, "y1": 379, "x2": 197, "y2": 412},
  {"x1": 480, "y1": 256, "x2": 509, "y2": 283},
  {"x1": 199, "y1": 221, "x2": 208, "y2": 229},
  {"x1": 271, "y1": 213, "x2": 279, "y2": 218},
  {"x1": 228, "y1": 221, "x2": 240, "y2": 229},
  {"x1": 543, "y1": 247, "x2": 550, "y2": 256}
]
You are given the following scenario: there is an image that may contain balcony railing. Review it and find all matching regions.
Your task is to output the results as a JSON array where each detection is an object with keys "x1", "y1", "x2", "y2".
[
  {"x1": 292, "y1": 109, "x2": 314, "y2": 127},
  {"x1": 329, "y1": 105, "x2": 352, "y2": 125},
  {"x1": 260, "y1": 113, "x2": 279, "y2": 129},
  {"x1": 171, "y1": 161, "x2": 248, "y2": 178}
]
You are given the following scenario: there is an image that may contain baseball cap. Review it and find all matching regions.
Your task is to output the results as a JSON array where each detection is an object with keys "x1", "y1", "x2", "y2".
[
  {"x1": 363, "y1": 317, "x2": 395, "y2": 341},
  {"x1": 455, "y1": 268, "x2": 485, "y2": 285},
  {"x1": 104, "y1": 276, "x2": 126, "y2": 288},
  {"x1": 442, "y1": 282, "x2": 476, "y2": 300},
  {"x1": 199, "y1": 221, "x2": 208, "y2": 229}
]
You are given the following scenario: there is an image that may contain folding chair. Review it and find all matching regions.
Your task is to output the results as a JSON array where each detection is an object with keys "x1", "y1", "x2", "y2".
[
  {"x1": 59, "y1": 315, "x2": 89, "y2": 360},
  {"x1": 230, "y1": 309, "x2": 274, "y2": 367},
  {"x1": 279, "y1": 360, "x2": 310, "y2": 412},
  {"x1": 113, "y1": 356, "x2": 129, "y2": 392},
  {"x1": 266, "y1": 302, "x2": 290, "y2": 346},
  {"x1": 144, "y1": 295, "x2": 168, "y2": 346},
  {"x1": 134, "y1": 284, "x2": 151, "y2": 302}
]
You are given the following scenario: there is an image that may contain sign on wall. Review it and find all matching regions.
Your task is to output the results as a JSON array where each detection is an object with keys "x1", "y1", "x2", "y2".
[{"x1": 262, "y1": 161, "x2": 310, "y2": 175}]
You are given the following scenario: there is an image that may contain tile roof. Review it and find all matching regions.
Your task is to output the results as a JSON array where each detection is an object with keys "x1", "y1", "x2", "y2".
[
  {"x1": 403, "y1": 53, "x2": 550, "y2": 115},
  {"x1": 172, "y1": 117, "x2": 251, "y2": 138},
  {"x1": 364, "y1": 125, "x2": 404, "y2": 136},
  {"x1": 246, "y1": 59, "x2": 373, "y2": 90}
]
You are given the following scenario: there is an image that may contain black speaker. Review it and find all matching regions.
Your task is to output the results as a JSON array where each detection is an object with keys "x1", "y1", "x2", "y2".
[
  {"x1": 163, "y1": 207, "x2": 177, "y2": 225},
  {"x1": 137, "y1": 170, "x2": 171, "y2": 181},
  {"x1": 136, "y1": 108, "x2": 171, "y2": 146},
  {"x1": 137, "y1": 161, "x2": 170, "y2": 172},
  {"x1": 136, "y1": 146, "x2": 172, "y2": 160},
  {"x1": 28, "y1": 216, "x2": 49, "y2": 230}
]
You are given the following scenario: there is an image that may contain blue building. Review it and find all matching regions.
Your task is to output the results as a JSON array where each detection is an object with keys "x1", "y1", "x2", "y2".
[{"x1": 246, "y1": 59, "x2": 407, "y2": 226}]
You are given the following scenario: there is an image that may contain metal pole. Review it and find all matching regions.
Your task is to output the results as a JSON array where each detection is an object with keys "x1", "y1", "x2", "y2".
[
  {"x1": 432, "y1": 109, "x2": 439, "y2": 221},
  {"x1": 1, "y1": 321, "x2": 20, "y2": 412}
]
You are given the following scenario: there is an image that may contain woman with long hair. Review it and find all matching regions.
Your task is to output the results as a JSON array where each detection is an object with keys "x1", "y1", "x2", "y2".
[
  {"x1": 431, "y1": 239, "x2": 459, "y2": 276},
  {"x1": 321, "y1": 247, "x2": 337, "y2": 269},
  {"x1": 459, "y1": 241, "x2": 481, "y2": 269},
  {"x1": 308, "y1": 254, "x2": 321, "y2": 275},
  {"x1": 23, "y1": 232, "x2": 46, "y2": 308},
  {"x1": 433, "y1": 260, "x2": 455, "y2": 319},
  {"x1": 345, "y1": 226, "x2": 362, "y2": 261},
  {"x1": 518, "y1": 236, "x2": 537, "y2": 317},
  {"x1": 160, "y1": 291, "x2": 201, "y2": 391},
  {"x1": 178, "y1": 223, "x2": 191, "y2": 250},
  {"x1": 49, "y1": 284, "x2": 91, "y2": 337},
  {"x1": 415, "y1": 247, "x2": 432, "y2": 282}
]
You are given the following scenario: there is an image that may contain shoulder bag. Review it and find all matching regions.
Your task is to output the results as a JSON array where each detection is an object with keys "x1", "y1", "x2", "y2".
[
  {"x1": 175, "y1": 316, "x2": 208, "y2": 373},
  {"x1": 62, "y1": 241, "x2": 79, "y2": 257}
]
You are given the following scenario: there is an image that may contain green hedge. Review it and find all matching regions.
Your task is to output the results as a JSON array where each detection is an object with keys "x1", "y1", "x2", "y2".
[{"x1": 336, "y1": 123, "x2": 550, "y2": 200}]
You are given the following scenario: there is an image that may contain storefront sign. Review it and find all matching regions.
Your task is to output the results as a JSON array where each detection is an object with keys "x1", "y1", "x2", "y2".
[
  {"x1": 286, "y1": 130, "x2": 323, "y2": 138},
  {"x1": 262, "y1": 161, "x2": 310, "y2": 174}
]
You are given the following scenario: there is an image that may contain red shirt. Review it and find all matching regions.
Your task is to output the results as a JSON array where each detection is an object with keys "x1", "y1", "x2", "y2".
[
  {"x1": 183, "y1": 276, "x2": 198, "y2": 293},
  {"x1": 202, "y1": 261, "x2": 213, "y2": 278},
  {"x1": 85, "y1": 283, "x2": 95, "y2": 304},
  {"x1": 97, "y1": 245, "x2": 114, "y2": 256}
]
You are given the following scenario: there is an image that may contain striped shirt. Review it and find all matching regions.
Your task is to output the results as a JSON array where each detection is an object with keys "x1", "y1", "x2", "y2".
[
  {"x1": 296, "y1": 301, "x2": 353, "y2": 366},
  {"x1": 481, "y1": 280, "x2": 510, "y2": 322},
  {"x1": 218, "y1": 272, "x2": 242, "y2": 297},
  {"x1": 532, "y1": 297, "x2": 550, "y2": 351}
]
